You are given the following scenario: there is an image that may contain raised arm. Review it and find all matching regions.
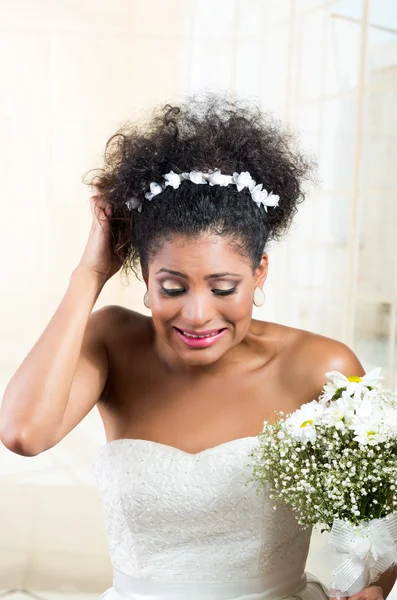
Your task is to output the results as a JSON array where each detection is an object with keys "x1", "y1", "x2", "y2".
[{"x1": 0, "y1": 188, "x2": 122, "y2": 455}]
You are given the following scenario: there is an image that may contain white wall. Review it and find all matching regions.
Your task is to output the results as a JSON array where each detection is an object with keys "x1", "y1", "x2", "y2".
[{"x1": 1, "y1": 0, "x2": 396, "y2": 594}]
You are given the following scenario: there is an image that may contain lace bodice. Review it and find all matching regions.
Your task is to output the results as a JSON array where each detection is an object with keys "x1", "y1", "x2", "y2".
[{"x1": 93, "y1": 435, "x2": 313, "y2": 588}]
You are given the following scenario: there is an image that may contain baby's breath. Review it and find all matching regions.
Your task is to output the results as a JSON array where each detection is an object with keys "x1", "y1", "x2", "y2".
[{"x1": 247, "y1": 372, "x2": 397, "y2": 531}]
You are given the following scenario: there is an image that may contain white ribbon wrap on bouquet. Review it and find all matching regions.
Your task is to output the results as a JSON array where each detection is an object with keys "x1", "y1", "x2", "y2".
[{"x1": 327, "y1": 513, "x2": 397, "y2": 597}]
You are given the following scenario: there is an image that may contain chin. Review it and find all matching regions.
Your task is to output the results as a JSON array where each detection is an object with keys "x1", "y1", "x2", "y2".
[
  {"x1": 173, "y1": 335, "x2": 235, "y2": 366},
  {"x1": 176, "y1": 348, "x2": 227, "y2": 366}
]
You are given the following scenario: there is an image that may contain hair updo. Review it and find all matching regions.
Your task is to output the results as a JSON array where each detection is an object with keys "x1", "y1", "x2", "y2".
[{"x1": 84, "y1": 91, "x2": 315, "y2": 280}]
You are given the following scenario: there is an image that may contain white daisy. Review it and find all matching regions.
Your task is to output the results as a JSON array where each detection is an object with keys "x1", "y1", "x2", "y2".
[
  {"x1": 323, "y1": 367, "x2": 384, "y2": 400},
  {"x1": 349, "y1": 421, "x2": 386, "y2": 446},
  {"x1": 321, "y1": 395, "x2": 355, "y2": 432},
  {"x1": 285, "y1": 400, "x2": 324, "y2": 445}
]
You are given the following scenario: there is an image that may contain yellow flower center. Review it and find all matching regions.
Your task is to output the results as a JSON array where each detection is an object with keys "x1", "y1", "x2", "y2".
[
  {"x1": 300, "y1": 420, "x2": 313, "y2": 428},
  {"x1": 367, "y1": 431, "x2": 376, "y2": 439},
  {"x1": 347, "y1": 376, "x2": 362, "y2": 382}
]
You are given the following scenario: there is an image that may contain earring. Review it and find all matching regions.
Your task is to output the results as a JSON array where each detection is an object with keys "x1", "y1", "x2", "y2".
[
  {"x1": 143, "y1": 291, "x2": 151, "y2": 309},
  {"x1": 253, "y1": 287, "x2": 265, "y2": 307}
]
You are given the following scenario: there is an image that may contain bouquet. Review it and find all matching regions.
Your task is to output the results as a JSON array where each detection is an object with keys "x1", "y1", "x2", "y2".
[{"x1": 247, "y1": 368, "x2": 397, "y2": 598}]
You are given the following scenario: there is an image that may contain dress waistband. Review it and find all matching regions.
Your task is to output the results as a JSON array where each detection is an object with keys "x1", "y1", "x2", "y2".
[{"x1": 112, "y1": 567, "x2": 310, "y2": 600}]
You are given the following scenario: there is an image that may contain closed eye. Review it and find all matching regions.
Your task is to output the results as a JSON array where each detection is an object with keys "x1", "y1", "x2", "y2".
[
  {"x1": 160, "y1": 286, "x2": 237, "y2": 297},
  {"x1": 161, "y1": 287, "x2": 185, "y2": 297},
  {"x1": 212, "y1": 287, "x2": 237, "y2": 296}
]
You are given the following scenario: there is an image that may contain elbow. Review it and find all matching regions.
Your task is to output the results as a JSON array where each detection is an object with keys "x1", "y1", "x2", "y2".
[{"x1": 0, "y1": 424, "x2": 42, "y2": 457}]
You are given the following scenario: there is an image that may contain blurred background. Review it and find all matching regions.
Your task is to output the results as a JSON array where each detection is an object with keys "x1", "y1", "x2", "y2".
[{"x1": 0, "y1": 0, "x2": 396, "y2": 597}]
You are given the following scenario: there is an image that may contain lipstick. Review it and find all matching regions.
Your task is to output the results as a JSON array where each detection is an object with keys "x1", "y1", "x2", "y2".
[{"x1": 174, "y1": 327, "x2": 227, "y2": 349}]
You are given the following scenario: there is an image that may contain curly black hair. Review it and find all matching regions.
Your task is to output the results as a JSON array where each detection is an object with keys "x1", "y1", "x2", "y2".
[{"x1": 84, "y1": 91, "x2": 315, "y2": 280}]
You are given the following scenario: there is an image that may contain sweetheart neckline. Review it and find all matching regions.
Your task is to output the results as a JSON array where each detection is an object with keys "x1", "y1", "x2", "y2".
[{"x1": 99, "y1": 435, "x2": 259, "y2": 457}]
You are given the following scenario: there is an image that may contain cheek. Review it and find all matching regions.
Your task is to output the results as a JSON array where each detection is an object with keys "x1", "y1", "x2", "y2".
[
  {"x1": 150, "y1": 296, "x2": 182, "y2": 331},
  {"x1": 228, "y1": 284, "x2": 254, "y2": 309},
  {"x1": 230, "y1": 294, "x2": 254, "y2": 323},
  {"x1": 150, "y1": 294, "x2": 179, "y2": 317}
]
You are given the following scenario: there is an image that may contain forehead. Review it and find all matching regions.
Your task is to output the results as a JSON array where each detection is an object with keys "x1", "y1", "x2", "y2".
[{"x1": 148, "y1": 234, "x2": 252, "y2": 275}]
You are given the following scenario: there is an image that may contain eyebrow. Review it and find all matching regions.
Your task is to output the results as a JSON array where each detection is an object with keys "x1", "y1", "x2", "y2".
[{"x1": 155, "y1": 268, "x2": 241, "y2": 280}]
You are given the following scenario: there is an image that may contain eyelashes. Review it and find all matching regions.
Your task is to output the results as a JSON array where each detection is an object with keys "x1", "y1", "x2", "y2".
[
  {"x1": 160, "y1": 286, "x2": 238, "y2": 298},
  {"x1": 212, "y1": 287, "x2": 238, "y2": 296}
]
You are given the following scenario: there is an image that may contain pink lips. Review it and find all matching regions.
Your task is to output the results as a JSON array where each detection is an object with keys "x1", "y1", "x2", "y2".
[{"x1": 174, "y1": 327, "x2": 227, "y2": 349}]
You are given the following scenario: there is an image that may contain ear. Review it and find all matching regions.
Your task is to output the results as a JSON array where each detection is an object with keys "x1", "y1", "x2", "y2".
[{"x1": 254, "y1": 252, "x2": 269, "y2": 288}]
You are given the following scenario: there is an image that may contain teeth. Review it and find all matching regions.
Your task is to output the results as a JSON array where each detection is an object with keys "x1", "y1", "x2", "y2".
[{"x1": 181, "y1": 330, "x2": 219, "y2": 339}]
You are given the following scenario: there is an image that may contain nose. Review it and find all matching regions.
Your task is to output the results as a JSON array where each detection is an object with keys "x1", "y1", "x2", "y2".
[{"x1": 181, "y1": 291, "x2": 215, "y2": 328}]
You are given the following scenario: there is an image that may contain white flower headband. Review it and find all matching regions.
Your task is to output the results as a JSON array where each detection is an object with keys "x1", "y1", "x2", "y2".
[{"x1": 125, "y1": 169, "x2": 280, "y2": 213}]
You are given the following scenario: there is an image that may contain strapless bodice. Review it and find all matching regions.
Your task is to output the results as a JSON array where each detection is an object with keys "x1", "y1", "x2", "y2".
[{"x1": 93, "y1": 436, "x2": 329, "y2": 600}]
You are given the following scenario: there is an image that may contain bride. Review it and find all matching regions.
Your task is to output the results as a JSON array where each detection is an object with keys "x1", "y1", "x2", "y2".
[{"x1": 0, "y1": 92, "x2": 391, "y2": 600}]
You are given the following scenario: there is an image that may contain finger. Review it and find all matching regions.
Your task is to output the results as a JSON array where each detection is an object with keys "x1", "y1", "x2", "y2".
[
  {"x1": 91, "y1": 193, "x2": 107, "y2": 208},
  {"x1": 90, "y1": 195, "x2": 107, "y2": 215}
]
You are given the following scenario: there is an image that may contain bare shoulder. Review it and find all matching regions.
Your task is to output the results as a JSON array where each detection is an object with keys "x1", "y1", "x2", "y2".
[
  {"x1": 93, "y1": 305, "x2": 153, "y2": 370},
  {"x1": 286, "y1": 326, "x2": 366, "y2": 399},
  {"x1": 92, "y1": 304, "x2": 151, "y2": 340},
  {"x1": 252, "y1": 320, "x2": 365, "y2": 404}
]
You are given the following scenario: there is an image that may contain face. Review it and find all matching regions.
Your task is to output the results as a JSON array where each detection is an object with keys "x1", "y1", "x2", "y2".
[{"x1": 144, "y1": 234, "x2": 268, "y2": 368}]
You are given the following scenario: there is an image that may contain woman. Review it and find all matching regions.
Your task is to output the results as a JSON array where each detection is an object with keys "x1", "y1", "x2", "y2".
[{"x1": 0, "y1": 92, "x2": 386, "y2": 600}]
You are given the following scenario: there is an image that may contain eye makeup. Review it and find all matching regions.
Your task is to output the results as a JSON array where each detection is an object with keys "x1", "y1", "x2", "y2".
[{"x1": 159, "y1": 283, "x2": 239, "y2": 297}]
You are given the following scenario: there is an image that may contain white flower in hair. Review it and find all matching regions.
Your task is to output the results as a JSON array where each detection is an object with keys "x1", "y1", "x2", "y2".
[
  {"x1": 189, "y1": 171, "x2": 207, "y2": 184},
  {"x1": 265, "y1": 192, "x2": 280, "y2": 208},
  {"x1": 251, "y1": 183, "x2": 267, "y2": 206},
  {"x1": 207, "y1": 169, "x2": 233, "y2": 187},
  {"x1": 232, "y1": 171, "x2": 256, "y2": 192},
  {"x1": 164, "y1": 170, "x2": 181, "y2": 189},
  {"x1": 125, "y1": 197, "x2": 143, "y2": 212},
  {"x1": 127, "y1": 167, "x2": 281, "y2": 212},
  {"x1": 251, "y1": 185, "x2": 280, "y2": 212},
  {"x1": 145, "y1": 181, "x2": 163, "y2": 200}
]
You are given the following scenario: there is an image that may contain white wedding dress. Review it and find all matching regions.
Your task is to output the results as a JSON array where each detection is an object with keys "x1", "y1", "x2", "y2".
[{"x1": 93, "y1": 435, "x2": 330, "y2": 600}]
